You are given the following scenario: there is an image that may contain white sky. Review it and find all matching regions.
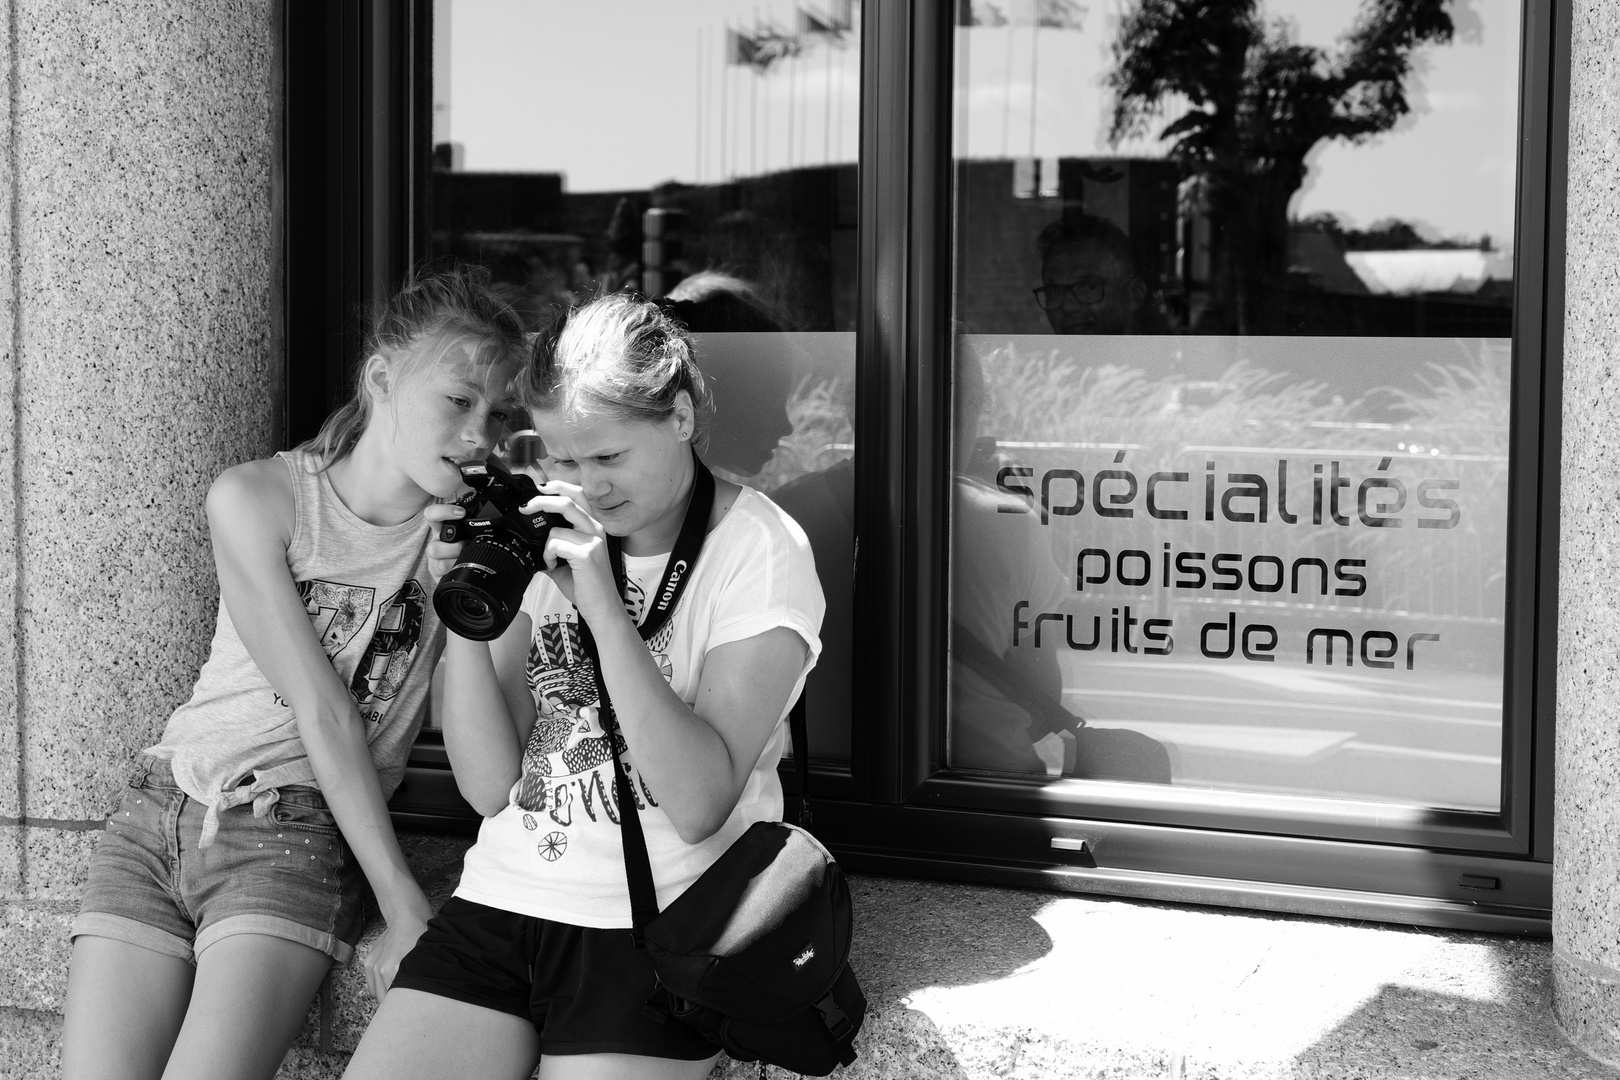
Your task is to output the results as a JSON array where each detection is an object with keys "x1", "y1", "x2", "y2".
[{"x1": 436, "y1": 0, "x2": 1521, "y2": 242}]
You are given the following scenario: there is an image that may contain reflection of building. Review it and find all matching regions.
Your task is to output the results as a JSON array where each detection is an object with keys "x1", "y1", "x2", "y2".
[
  {"x1": 956, "y1": 156, "x2": 1516, "y2": 337},
  {"x1": 431, "y1": 163, "x2": 859, "y2": 333}
]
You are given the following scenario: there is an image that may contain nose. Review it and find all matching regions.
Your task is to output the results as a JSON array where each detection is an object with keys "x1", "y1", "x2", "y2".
[
  {"x1": 460, "y1": 413, "x2": 494, "y2": 461},
  {"x1": 578, "y1": 466, "x2": 612, "y2": 501}
]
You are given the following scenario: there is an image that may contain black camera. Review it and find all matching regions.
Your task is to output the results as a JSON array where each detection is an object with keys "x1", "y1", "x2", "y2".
[{"x1": 432, "y1": 455, "x2": 570, "y2": 641}]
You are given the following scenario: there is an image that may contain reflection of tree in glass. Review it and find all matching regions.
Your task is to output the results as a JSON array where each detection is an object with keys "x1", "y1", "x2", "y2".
[
  {"x1": 1361, "y1": 344, "x2": 1511, "y2": 615},
  {"x1": 1107, "y1": 0, "x2": 1456, "y2": 333},
  {"x1": 751, "y1": 376, "x2": 855, "y2": 493},
  {"x1": 976, "y1": 346, "x2": 1373, "y2": 451}
]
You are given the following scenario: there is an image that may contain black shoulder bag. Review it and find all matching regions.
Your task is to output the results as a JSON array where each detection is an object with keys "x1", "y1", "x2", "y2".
[{"x1": 576, "y1": 455, "x2": 865, "y2": 1076}]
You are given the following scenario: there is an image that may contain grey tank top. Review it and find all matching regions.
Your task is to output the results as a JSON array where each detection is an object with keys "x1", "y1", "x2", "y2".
[{"x1": 147, "y1": 448, "x2": 445, "y2": 846}]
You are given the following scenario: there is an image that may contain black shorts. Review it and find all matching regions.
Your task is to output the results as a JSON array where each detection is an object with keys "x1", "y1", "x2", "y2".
[{"x1": 391, "y1": 896, "x2": 719, "y2": 1061}]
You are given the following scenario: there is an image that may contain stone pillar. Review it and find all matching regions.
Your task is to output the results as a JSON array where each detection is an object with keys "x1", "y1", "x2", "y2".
[
  {"x1": 0, "y1": 0, "x2": 278, "y2": 1064},
  {"x1": 1552, "y1": 0, "x2": 1620, "y2": 1069}
]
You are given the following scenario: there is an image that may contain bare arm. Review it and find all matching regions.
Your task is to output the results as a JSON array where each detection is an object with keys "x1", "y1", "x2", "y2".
[
  {"x1": 432, "y1": 616, "x2": 537, "y2": 816},
  {"x1": 207, "y1": 460, "x2": 429, "y2": 999},
  {"x1": 422, "y1": 501, "x2": 539, "y2": 816},
  {"x1": 587, "y1": 608, "x2": 809, "y2": 844}
]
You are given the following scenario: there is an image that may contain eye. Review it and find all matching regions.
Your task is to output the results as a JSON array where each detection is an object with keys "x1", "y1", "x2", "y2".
[
  {"x1": 551, "y1": 458, "x2": 576, "y2": 469},
  {"x1": 596, "y1": 452, "x2": 622, "y2": 464},
  {"x1": 448, "y1": 395, "x2": 472, "y2": 409},
  {"x1": 490, "y1": 409, "x2": 511, "y2": 425}
]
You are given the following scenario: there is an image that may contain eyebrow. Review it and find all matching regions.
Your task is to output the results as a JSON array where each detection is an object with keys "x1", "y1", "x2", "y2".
[
  {"x1": 446, "y1": 375, "x2": 519, "y2": 406},
  {"x1": 552, "y1": 444, "x2": 624, "y2": 459}
]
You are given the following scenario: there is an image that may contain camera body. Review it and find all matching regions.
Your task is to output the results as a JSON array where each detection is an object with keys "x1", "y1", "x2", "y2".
[{"x1": 433, "y1": 455, "x2": 571, "y2": 641}]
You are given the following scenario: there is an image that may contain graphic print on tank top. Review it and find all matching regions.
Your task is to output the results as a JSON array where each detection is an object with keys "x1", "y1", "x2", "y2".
[
  {"x1": 513, "y1": 604, "x2": 675, "y2": 865},
  {"x1": 350, "y1": 580, "x2": 427, "y2": 719},
  {"x1": 298, "y1": 580, "x2": 375, "y2": 656}
]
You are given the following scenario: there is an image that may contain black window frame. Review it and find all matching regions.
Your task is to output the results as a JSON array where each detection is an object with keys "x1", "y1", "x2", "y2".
[{"x1": 283, "y1": 0, "x2": 1571, "y2": 932}]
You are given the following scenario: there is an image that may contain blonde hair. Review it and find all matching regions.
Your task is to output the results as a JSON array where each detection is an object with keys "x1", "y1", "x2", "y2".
[
  {"x1": 298, "y1": 263, "x2": 527, "y2": 468},
  {"x1": 523, "y1": 293, "x2": 712, "y2": 446}
]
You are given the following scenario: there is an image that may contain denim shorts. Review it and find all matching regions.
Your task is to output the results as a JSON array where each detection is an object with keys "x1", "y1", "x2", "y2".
[{"x1": 72, "y1": 757, "x2": 365, "y2": 964}]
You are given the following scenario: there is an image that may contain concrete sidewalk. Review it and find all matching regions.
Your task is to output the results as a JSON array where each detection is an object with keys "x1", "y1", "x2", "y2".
[
  {"x1": 273, "y1": 854, "x2": 1616, "y2": 1080},
  {"x1": 811, "y1": 876, "x2": 1614, "y2": 1080},
  {"x1": 7, "y1": 836, "x2": 1612, "y2": 1079}
]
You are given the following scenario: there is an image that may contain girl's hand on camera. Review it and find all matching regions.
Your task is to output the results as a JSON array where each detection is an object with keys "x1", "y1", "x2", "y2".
[
  {"x1": 521, "y1": 482, "x2": 617, "y2": 619},
  {"x1": 423, "y1": 502, "x2": 467, "y2": 581}
]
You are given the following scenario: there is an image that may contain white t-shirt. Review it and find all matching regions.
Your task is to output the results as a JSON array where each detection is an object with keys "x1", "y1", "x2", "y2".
[{"x1": 454, "y1": 486, "x2": 825, "y2": 927}]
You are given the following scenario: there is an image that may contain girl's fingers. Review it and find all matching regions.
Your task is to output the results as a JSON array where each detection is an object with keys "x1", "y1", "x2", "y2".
[
  {"x1": 423, "y1": 502, "x2": 466, "y2": 524},
  {"x1": 522, "y1": 492, "x2": 601, "y2": 536},
  {"x1": 424, "y1": 506, "x2": 467, "y2": 578},
  {"x1": 541, "y1": 528, "x2": 607, "y2": 567}
]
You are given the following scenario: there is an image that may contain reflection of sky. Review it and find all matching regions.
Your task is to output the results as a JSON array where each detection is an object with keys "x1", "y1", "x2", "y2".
[
  {"x1": 440, "y1": 0, "x2": 1519, "y2": 243},
  {"x1": 436, "y1": 0, "x2": 861, "y2": 189}
]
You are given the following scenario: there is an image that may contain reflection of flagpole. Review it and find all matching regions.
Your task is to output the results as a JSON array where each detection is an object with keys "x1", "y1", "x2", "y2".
[
  {"x1": 754, "y1": 10, "x2": 761, "y2": 176},
  {"x1": 695, "y1": 28, "x2": 703, "y2": 182},
  {"x1": 725, "y1": 23, "x2": 732, "y2": 179},
  {"x1": 823, "y1": 32, "x2": 832, "y2": 165},
  {"x1": 1028, "y1": 16, "x2": 1038, "y2": 158},
  {"x1": 836, "y1": 42, "x2": 845, "y2": 161},
  {"x1": 1000, "y1": 21, "x2": 1014, "y2": 159}
]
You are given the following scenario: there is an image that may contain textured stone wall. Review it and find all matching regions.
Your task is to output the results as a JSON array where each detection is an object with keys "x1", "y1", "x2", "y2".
[
  {"x1": 0, "y1": 0, "x2": 278, "y2": 1041},
  {"x1": 2, "y1": 0, "x2": 22, "y2": 901},
  {"x1": 1552, "y1": 0, "x2": 1620, "y2": 1069}
]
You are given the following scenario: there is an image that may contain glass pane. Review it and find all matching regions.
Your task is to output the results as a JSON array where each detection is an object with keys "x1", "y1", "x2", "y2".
[
  {"x1": 429, "y1": 0, "x2": 861, "y2": 759},
  {"x1": 948, "y1": 0, "x2": 1519, "y2": 811}
]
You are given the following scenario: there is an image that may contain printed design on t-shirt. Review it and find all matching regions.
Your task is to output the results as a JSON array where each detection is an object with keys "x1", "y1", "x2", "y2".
[
  {"x1": 622, "y1": 573, "x2": 648, "y2": 624},
  {"x1": 511, "y1": 611, "x2": 669, "y2": 860},
  {"x1": 349, "y1": 580, "x2": 427, "y2": 721},
  {"x1": 298, "y1": 580, "x2": 375, "y2": 657}
]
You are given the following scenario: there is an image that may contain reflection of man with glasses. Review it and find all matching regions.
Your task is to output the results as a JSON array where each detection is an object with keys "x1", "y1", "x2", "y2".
[{"x1": 1033, "y1": 214, "x2": 1155, "y2": 335}]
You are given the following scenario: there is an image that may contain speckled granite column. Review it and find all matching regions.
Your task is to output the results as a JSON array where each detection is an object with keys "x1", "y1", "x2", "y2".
[
  {"x1": 1553, "y1": 0, "x2": 1620, "y2": 1069},
  {"x1": 0, "y1": 0, "x2": 278, "y2": 1054},
  {"x1": 2, "y1": 0, "x2": 22, "y2": 904}
]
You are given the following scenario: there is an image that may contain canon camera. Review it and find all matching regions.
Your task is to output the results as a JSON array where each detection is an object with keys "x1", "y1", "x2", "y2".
[{"x1": 432, "y1": 455, "x2": 570, "y2": 641}]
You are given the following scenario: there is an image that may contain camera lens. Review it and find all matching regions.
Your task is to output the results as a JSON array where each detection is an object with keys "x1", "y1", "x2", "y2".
[{"x1": 433, "y1": 534, "x2": 541, "y2": 641}]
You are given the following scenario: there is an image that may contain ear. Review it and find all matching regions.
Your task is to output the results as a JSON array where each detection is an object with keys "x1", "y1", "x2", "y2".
[
  {"x1": 360, "y1": 354, "x2": 393, "y2": 403},
  {"x1": 1128, "y1": 277, "x2": 1148, "y2": 312},
  {"x1": 671, "y1": 389, "x2": 696, "y2": 443}
]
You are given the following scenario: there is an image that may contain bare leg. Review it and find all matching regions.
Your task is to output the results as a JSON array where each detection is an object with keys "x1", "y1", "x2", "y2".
[
  {"x1": 159, "y1": 933, "x2": 333, "y2": 1080},
  {"x1": 61, "y1": 935, "x2": 196, "y2": 1080},
  {"x1": 537, "y1": 1051, "x2": 722, "y2": 1080},
  {"x1": 343, "y1": 988, "x2": 543, "y2": 1080}
]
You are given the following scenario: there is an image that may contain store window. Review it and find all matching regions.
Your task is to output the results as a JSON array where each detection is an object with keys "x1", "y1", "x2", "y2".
[
  {"x1": 947, "y1": 0, "x2": 1521, "y2": 813},
  {"x1": 423, "y1": 0, "x2": 862, "y2": 762},
  {"x1": 311, "y1": 0, "x2": 1560, "y2": 920}
]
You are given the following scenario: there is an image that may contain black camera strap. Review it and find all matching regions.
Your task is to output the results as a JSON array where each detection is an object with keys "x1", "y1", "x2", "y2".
[
  {"x1": 607, "y1": 451, "x2": 715, "y2": 644},
  {"x1": 575, "y1": 450, "x2": 714, "y2": 941}
]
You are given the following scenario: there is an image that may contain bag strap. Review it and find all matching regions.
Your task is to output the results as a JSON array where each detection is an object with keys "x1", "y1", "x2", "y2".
[
  {"x1": 951, "y1": 622, "x2": 1086, "y2": 739},
  {"x1": 608, "y1": 453, "x2": 715, "y2": 644},
  {"x1": 579, "y1": 452, "x2": 714, "y2": 944},
  {"x1": 579, "y1": 459, "x2": 814, "y2": 943},
  {"x1": 583, "y1": 620, "x2": 662, "y2": 942},
  {"x1": 789, "y1": 693, "x2": 813, "y2": 829}
]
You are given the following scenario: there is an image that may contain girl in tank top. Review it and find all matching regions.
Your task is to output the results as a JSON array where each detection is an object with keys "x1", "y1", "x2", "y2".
[{"x1": 61, "y1": 265, "x2": 528, "y2": 1080}]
